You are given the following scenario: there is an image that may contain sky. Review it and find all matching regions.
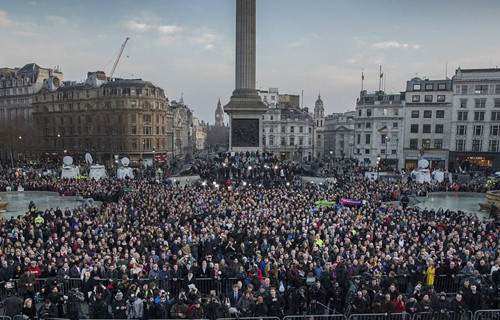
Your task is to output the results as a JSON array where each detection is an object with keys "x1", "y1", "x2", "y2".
[{"x1": 1, "y1": 0, "x2": 500, "y2": 124}]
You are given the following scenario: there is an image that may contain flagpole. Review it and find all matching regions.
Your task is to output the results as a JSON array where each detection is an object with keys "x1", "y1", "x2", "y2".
[
  {"x1": 361, "y1": 69, "x2": 364, "y2": 91},
  {"x1": 378, "y1": 65, "x2": 383, "y2": 93}
]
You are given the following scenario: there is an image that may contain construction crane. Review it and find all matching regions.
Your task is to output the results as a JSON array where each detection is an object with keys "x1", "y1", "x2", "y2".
[{"x1": 109, "y1": 37, "x2": 130, "y2": 78}]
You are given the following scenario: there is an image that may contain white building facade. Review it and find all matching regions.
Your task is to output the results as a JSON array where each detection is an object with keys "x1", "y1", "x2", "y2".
[
  {"x1": 403, "y1": 78, "x2": 453, "y2": 170},
  {"x1": 324, "y1": 111, "x2": 355, "y2": 159},
  {"x1": 354, "y1": 91, "x2": 405, "y2": 170},
  {"x1": 449, "y1": 68, "x2": 500, "y2": 171}
]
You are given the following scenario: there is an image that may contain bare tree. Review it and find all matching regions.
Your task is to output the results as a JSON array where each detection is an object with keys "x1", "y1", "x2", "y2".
[
  {"x1": 0, "y1": 117, "x2": 43, "y2": 166},
  {"x1": 205, "y1": 125, "x2": 229, "y2": 149}
]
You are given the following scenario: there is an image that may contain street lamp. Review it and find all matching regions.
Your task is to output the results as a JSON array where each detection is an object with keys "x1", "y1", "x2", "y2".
[{"x1": 376, "y1": 154, "x2": 381, "y2": 174}]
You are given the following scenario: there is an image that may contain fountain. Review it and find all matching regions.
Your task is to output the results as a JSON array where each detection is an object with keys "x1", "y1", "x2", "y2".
[
  {"x1": 0, "y1": 195, "x2": 8, "y2": 212},
  {"x1": 479, "y1": 190, "x2": 500, "y2": 212}
]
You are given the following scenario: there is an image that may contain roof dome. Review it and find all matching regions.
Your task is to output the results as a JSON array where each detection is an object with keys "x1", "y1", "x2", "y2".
[{"x1": 315, "y1": 93, "x2": 323, "y2": 109}]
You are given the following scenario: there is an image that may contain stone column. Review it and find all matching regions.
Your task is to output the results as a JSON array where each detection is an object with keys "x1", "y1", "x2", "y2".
[{"x1": 235, "y1": 0, "x2": 256, "y2": 91}]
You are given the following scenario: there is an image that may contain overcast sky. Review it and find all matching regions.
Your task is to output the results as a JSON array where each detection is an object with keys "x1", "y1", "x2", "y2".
[{"x1": 1, "y1": 0, "x2": 500, "y2": 124}]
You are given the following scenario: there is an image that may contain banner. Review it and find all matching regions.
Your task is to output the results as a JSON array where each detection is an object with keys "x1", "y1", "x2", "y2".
[{"x1": 340, "y1": 198, "x2": 363, "y2": 206}]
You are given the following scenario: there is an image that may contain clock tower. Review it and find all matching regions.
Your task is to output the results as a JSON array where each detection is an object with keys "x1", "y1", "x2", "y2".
[{"x1": 215, "y1": 97, "x2": 224, "y2": 127}]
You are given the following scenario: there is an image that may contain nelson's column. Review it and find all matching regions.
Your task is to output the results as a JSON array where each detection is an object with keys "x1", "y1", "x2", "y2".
[{"x1": 224, "y1": 0, "x2": 268, "y2": 153}]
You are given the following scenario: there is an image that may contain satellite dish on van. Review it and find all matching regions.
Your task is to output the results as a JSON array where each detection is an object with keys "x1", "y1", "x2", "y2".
[
  {"x1": 63, "y1": 156, "x2": 74, "y2": 166},
  {"x1": 418, "y1": 159, "x2": 429, "y2": 169},
  {"x1": 121, "y1": 157, "x2": 130, "y2": 167},
  {"x1": 85, "y1": 153, "x2": 93, "y2": 165}
]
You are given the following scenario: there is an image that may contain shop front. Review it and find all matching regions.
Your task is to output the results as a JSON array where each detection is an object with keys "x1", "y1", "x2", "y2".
[{"x1": 449, "y1": 152, "x2": 500, "y2": 172}]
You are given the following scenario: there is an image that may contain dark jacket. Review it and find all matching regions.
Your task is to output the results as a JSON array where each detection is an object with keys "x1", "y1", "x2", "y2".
[{"x1": 2, "y1": 295, "x2": 23, "y2": 318}]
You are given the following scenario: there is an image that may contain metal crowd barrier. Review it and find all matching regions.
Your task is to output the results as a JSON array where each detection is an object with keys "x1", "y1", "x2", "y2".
[
  {"x1": 284, "y1": 314, "x2": 347, "y2": 320},
  {"x1": 348, "y1": 313, "x2": 411, "y2": 320},
  {"x1": 473, "y1": 310, "x2": 500, "y2": 320},
  {"x1": 0, "y1": 316, "x2": 12, "y2": 320},
  {"x1": 217, "y1": 317, "x2": 280, "y2": 320}
]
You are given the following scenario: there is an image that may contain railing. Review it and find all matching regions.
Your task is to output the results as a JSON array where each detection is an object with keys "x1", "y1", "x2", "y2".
[
  {"x1": 473, "y1": 310, "x2": 500, "y2": 320},
  {"x1": 284, "y1": 315, "x2": 347, "y2": 320},
  {"x1": 412, "y1": 311, "x2": 474, "y2": 320},
  {"x1": 348, "y1": 313, "x2": 411, "y2": 320}
]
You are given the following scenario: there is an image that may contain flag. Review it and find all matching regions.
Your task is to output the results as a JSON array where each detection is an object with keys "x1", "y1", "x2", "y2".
[
  {"x1": 380, "y1": 72, "x2": 384, "y2": 78},
  {"x1": 362, "y1": 72, "x2": 364, "y2": 81},
  {"x1": 377, "y1": 125, "x2": 388, "y2": 132}
]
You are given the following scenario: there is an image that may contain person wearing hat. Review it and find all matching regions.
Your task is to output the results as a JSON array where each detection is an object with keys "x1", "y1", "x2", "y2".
[
  {"x1": 186, "y1": 299, "x2": 205, "y2": 319},
  {"x1": 112, "y1": 291, "x2": 127, "y2": 319},
  {"x1": 126, "y1": 293, "x2": 143, "y2": 319},
  {"x1": 435, "y1": 292, "x2": 450, "y2": 319}
]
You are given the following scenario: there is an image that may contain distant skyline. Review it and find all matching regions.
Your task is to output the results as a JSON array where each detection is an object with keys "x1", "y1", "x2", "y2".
[{"x1": 1, "y1": 0, "x2": 500, "y2": 123}]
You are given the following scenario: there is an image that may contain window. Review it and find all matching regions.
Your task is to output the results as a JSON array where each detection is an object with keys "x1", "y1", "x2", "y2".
[
  {"x1": 410, "y1": 139, "x2": 418, "y2": 149},
  {"x1": 365, "y1": 149, "x2": 370, "y2": 154},
  {"x1": 425, "y1": 84, "x2": 434, "y2": 91},
  {"x1": 281, "y1": 137, "x2": 286, "y2": 146},
  {"x1": 436, "y1": 110, "x2": 445, "y2": 118},
  {"x1": 411, "y1": 110, "x2": 420, "y2": 118},
  {"x1": 393, "y1": 122, "x2": 398, "y2": 128},
  {"x1": 382, "y1": 108, "x2": 388, "y2": 116},
  {"x1": 457, "y1": 125, "x2": 467, "y2": 136},
  {"x1": 412, "y1": 95, "x2": 421, "y2": 102},
  {"x1": 381, "y1": 149, "x2": 386, "y2": 154},
  {"x1": 143, "y1": 114, "x2": 152, "y2": 122},
  {"x1": 381, "y1": 134, "x2": 388, "y2": 144},
  {"x1": 422, "y1": 139, "x2": 431, "y2": 149},
  {"x1": 281, "y1": 126, "x2": 285, "y2": 133},
  {"x1": 474, "y1": 111, "x2": 485, "y2": 121},
  {"x1": 393, "y1": 109, "x2": 399, "y2": 116},
  {"x1": 366, "y1": 122, "x2": 371, "y2": 128},
  {"x1": 269, "y1": 127, "x2": 274, "y2": 133},
  {"x1": 438, "y1": 83, "x2": 447, "y2": 90},
  {"x1": 474, "y1": 85, "x2": 488, "y2": 94},
  {"x1": 491, "y1": 125, "x2": 500, "y2": 136},
  {"x1": 358, "y1": 109, "x2": 362, "y2": 117},
  {"x1": 435, "y1": 124, "x2": 444, "y2": 133},
  {"x1": 489, "y1": 140, "x2": 499, "y2": 152},
  {"x1": 491, "y1": 111, "x2": 500, "y2": 121},
  {"x1": 461, "y1": 85, "x2": 468, "y2": 94},
  {"x1": 474, "y1": 125, "x2": 484, "y2": 136},
  {"x1": 424, "y1": 110, "x2": 432, "y2": 118},
  {"x1": 269, "y1": 136, "x2": 274, "y2": 146},
  {"x1": 366, "y1": 109, "x2": 372, "y2": 117},
  {"x1": 496, "y1": 84, "x2": 500, "y2": 94},
  {"x1": 298, "y1": 137, "x2": 303, "y2": 146},
  {"x1": 365, "y1": 134, "x2": 371, "y2": 144},
  {"x1": 423, "y1": 124, "x2": 431, "y2": 133},
  {"x1": 290, "y1": 126, "x2": 294, "y2": 133},
  {"x1": 142, "y1": 126, "x2": 151, "y2": 135},
  {"x1": 410, "y1": 124, "x2": 419, "y2": 133},
  {"x1": 474, "y1": 98, "x2": 486, "y2": 108},
  {"x1": 472, "y1": 139, "x2": 482, "y2": 152},
  {"x1": 456, "y1": 139, "x2": 465, "y2": 151},
  {"x1": 309, "y1": 127, "x2": 312, "y2": 133},
  {"x1": 413, "y1": 84, "x2": 421, "y2": 91},
  {"x1": 357, "y1": 134, "x2": 361, "y2": 144},
  {"x1": 460, "y1": 99, "x2": 468, "y2": 108},
  {"x1": 425, "y1": 95, "x2": 433, "y2": 102},
  {"x1": 131, "y1": 126, "x2": 137, "y2": 134},
  {"x1": 495, "y1": 99, "x2": 500, "y2": 108},
  {"x1": 437, "y1": 95, "x2": 445, "y2": 102},
  {"x1": 289, "y1": 136, "x2": 294, "y2": 145},
  {"x1": 357, "y1": 123, "x2": 362, "y2": 128},
  {"x1": 434, "y1": 139, "x2": 443, "y2": 149},
  {"x1": 457, "y1": 111, "x2": 468, "y2": 121}
]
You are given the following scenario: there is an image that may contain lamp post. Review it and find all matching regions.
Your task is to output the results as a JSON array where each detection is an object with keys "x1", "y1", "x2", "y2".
[{"x1": 376, "y1": 154, "x2": 381, "y2": 176}]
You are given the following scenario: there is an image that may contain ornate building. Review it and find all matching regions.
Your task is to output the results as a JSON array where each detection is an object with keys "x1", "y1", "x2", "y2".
[
  {"x1": 313, "y1": 94, "x2": 325, "y2": 158},
  {"x1": 170, "y1": 98, "x2": 194, "y2": 157},
  {"x1": 32, "y1": 71, "x2": 173, "y2": 165},
  {"x1": 0, "y1": 63, "x2": 63, "y2": 160},
  {"x1": 324, "y1": 111, "x2": 355, "y2": 159},
  {"x1": 215, "y1": 97, "x2": 224, "y2": 127}
]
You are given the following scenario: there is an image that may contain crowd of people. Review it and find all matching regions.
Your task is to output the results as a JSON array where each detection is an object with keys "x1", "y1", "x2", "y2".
[{"x1": 0, "y1": 153, "x2": 499, "y2": 320}]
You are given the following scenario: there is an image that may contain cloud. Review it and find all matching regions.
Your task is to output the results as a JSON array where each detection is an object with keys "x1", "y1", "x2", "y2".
[
  {"x1": 372, "y1": 41, "x2": 420, "y2": 50},
  {"x1": 189, "y1": 32, "x2": 216, "y2": 44},
  {"x1": 0, "y1": 10, "x2": 12, "y2": 27},
  {"x1": 157, "y1": 36, "x2": 177, "y2": 45},
  {"x1": 290, "y1": 39, "x2": 306, "y2": 48},
  {"x1": 45, "y1": 15, "x2": 69, "y2": 25},
  {"x1": 204, "y1": 44, "x2": 214, "y2": 51},
  {"x1": 158, "y1": 25, "x2": 182, "y2": 35},
  {"x1": 29, "y1": 1, "x2": 37, "y2": 5},
  {"x1": 123, "y1": 19, "x2": 152, "y2": 32}
]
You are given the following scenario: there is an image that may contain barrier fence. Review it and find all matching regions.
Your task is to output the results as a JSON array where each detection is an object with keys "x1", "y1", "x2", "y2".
[
  {"x1": 348, "y1": 313, "x2": 412, "y2": 320},
  {"x1": 4, "y1": 312, "x2": 500, "y2": 320}
]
